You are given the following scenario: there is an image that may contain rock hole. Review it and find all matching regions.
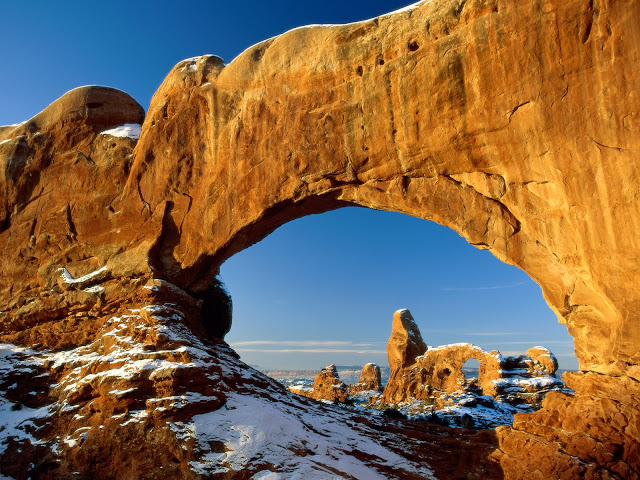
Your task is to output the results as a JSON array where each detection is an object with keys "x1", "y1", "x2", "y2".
[
  {"x1": 408, "y1": 41, "x2": 419, "y2": 52},
  {"x1": 86, "y1": 102, "x2": 103, "y2": 109},
  {"x1": 221, "y1": 207, "x2": 578, "y2": 421},
  {"x1": 356, "y1": 65, "x2": 364, "y2": 76},
  {"x1": 462, "y1": 358, "x2": 480, "y2": 382},
  {"x1": 378, "y1": 58, "x2": 385, "y2": 66},
  {"x1": 252, "y1": 46, "x2": 265, "y2": 62}
]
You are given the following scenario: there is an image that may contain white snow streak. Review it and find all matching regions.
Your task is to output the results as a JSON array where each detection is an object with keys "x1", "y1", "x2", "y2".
[{"x1": 100, "y1": 124, "x2": 141, "y2": 140}]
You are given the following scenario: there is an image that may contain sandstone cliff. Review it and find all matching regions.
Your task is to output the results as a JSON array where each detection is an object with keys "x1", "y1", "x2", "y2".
[{"x1": 1, "y1": 0, "x2": 639, "y2": 478}]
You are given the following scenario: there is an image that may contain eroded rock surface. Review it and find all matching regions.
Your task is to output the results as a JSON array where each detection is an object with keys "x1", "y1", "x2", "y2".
[
  {"x1": 387, "y1": 309, "x2": 427, "y2": 371},
  {"x1": 312, "y1": 364, "x2": 348, "y2": 402},
  {"x1": 1, "y1": 0, "x2": 639, "y2": 478},
  {"x1": 526, "y1": 346, "x2": 559, "y2": 376},
  {"x1": 348, "y1": 362, "x2": 383, "y2": 394},
  {"x1": 383, "y1": 312, "x2": 564, "y2": 405}
]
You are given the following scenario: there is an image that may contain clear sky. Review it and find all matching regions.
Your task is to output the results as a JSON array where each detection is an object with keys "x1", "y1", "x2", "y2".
[
  {"x1": 222, "y1": 208, "x2": 578, "y2": 371},
  {"x1": 1, "y1": 0, "x2": 578, "y2": 371}
]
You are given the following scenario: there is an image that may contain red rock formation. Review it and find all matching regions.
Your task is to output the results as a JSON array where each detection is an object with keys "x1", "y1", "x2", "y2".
[
  {"x1": 1, "y1": 0, "x2": 639, "y2": 477},
  {"x1": 384, "y1": 341, "x2": 501, "y2": 402},
  {"x1": 526, "y1": 346, "x2": 559, "y2": 377},
  {"x1": 383, "y1": 313, "x2": 563, "y2": 405},
  {"x1": 387, "y1": 309, "x2": 427, "y2": 371},
  {"x1": 311, "y1": 364, "x2": 348, "y2": 402},
  {"x1": 494, "y1": 372, "x2": 640, "y2": 480},
  {"x1": 348, "y1": 362, "x2": 383, "y2": 394},
  {"x1": 288, "y1": 364, "x2": 350, "y2": 402}
]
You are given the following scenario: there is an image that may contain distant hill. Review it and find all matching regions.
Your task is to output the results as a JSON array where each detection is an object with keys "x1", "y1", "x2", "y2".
[{"x1": 262, "y1": 366, "x2": 391, "y2": 385}]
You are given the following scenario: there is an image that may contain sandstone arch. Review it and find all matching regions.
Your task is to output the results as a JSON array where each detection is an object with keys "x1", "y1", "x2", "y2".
[
  {"x1": 115, "y1": 1, "x2": 639, "y2": 474},
  {"x1": 1, "y1": 0, "x2": 638, "y2": 477},
  {"x1": 384, "y1": 340, "x2": 504, "y2": 402},
  {"x1": 118, "y1": 0, "x2": 639, "y2": 382}
]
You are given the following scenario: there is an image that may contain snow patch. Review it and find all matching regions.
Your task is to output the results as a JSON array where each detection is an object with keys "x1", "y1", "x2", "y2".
[
  {"x1": 100, "y1": 124, "x2": 141, "y2": 140},
  {"x1": 0, "y1": 135, "x2": 26, "y2": 146},
  {"x1": 58, "y1": 266, "x2": 107, "y2": 286},
  {"x1": 83, "y1": 285, "x2": 104, "y2": 294},
  {"x1": 188, "y1": 392, "x2": 437, "y2": 479}
]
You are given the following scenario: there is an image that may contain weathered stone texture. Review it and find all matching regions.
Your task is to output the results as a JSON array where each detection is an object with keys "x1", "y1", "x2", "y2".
[
  {"x1": 121, "y1": 0, "x2": 640, "y2": 382},
  {"x1": 383, "y1": 313, "x2": 563, "y2": 405},
  {"x1": 348, "y1": 362, "x2": 383, "y2": 394},
  {"x1": 311, "y1": 364, "x2": 349, "y2": 402},
  {"x1": 1, "y1": 0, "x2": 639, "y2": 477},
  {"x1": 387, "y1": 309, "x2": 427, "y2": 371}
]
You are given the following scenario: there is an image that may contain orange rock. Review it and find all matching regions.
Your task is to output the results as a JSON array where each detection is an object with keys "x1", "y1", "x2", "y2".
[
  {"x1": 311, "y1": 364, "x2": 348, "y2": 403},
  {"x1": 348, "y1": 362, "x2": 383, "y2": 394},
  {"x1": 387, "y1": 309, "x2": 427, "y2": 372},
  {"x1": 525, "y1": 346, "x2": 559, "y2": 377},
  {"x1": 382, "y1": 311, "x2": 562, "y2": 405},
  {"x1": 1, "y1": 0, "x2": 639, "y2": 477}
]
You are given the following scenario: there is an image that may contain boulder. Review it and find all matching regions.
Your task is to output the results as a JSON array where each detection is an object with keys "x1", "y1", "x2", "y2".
[
  {"x1": 348, "y1": 362, "x2": 382, "y2": 394},
  {"x1": 311, "y1": 364, "x2": 348, "y2": 403}
]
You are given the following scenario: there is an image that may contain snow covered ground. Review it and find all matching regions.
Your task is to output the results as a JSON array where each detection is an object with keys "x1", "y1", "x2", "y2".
[
  {"x1": 100, "y1": 123, "x2": 141, "y2": 140},
  {"x1": 0, "y1": 293, "x2": 442, "y2": 479},
  {"x1": 185, "y1": 391, "x2": 437, "y2": 479}
]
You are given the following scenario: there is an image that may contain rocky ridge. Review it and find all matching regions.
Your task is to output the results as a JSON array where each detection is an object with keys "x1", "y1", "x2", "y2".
[{"x1": 1, "y1": 0, "x2": 639, "y2": 478}]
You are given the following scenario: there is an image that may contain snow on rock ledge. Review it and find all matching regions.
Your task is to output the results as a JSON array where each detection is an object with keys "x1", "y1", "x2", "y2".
[{"x1": 100, "y1": 123, "x2": 142, "y2": 140}]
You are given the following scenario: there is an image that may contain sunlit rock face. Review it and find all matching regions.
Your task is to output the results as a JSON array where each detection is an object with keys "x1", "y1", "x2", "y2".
[
  {"x1": 348, "y1": 362, "x2": 383, "y2": 394},
  {"x1": 387, "y1": 309, "x2": 427, "y2": 372},
  {"x1": 311, "y1": 364, "x2": 349, "y2": 402},
  {"x1": 1, "y1": 0, "x2": 639, "y2": 478},
  {"x1": 382, "y1": 310, "x2": 563, "y2": 404}
]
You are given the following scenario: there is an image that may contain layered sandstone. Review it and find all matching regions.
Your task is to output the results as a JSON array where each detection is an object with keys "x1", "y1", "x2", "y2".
[{"x1": 1, "y1": 0, "x2": 639, "y2": 478}]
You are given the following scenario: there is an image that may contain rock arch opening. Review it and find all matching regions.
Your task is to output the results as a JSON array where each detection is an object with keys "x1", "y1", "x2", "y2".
[
  {"x1": 219, "y1": 206, "x2": 577, "y2": 416},
  {"x1": 462, "y1": 358, "x2": 480, "y2": 381}
]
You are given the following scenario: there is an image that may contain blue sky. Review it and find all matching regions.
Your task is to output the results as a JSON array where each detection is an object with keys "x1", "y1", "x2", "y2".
[
  {"x1": 222, "y1": 208, "x2": 577, "y2": 370},
  {"x1": 1, "y1": 1, "x2": 577, "y2": 370}
]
